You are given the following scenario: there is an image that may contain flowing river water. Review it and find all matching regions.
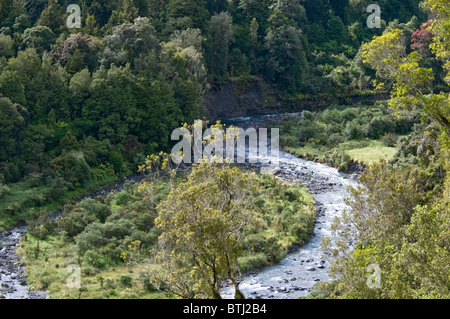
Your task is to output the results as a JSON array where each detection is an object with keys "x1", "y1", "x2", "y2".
[{"x1": 0, "y1": 114, "x2": 361, "y2": 299}]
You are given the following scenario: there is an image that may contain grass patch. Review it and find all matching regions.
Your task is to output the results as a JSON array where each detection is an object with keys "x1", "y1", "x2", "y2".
[
  {"x1": 285, "y1": 139, "x2": 397, "y2": 169},
  {"x1": 345, "y1": 140, "x2": 397, "y2": 165}
]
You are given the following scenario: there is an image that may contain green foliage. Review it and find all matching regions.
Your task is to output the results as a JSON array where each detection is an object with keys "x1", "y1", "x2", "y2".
[
  {"x1": 322, "y1": 161, "x2": 449, "y2": 298},
  {"x1": 278, "y1": 103, "x2": 418, "y2": 168},
  {"x1": 205, "y1": 12, "x2": 233, "y2": 83}
]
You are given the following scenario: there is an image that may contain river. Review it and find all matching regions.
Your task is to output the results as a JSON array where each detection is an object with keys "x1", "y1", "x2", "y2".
[{"x1": 0, "y1": 113, "x2": 361, "y2": 299}]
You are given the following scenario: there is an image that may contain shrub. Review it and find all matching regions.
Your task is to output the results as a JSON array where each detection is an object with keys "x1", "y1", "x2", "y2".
[
  {"x1": 328, "y1": 133, "x2": 344, "y2": 146},
  {"x1": 242, "y1": 233, "x2": 266, "y2": 253},
  {"x1": 78, "y1": 199, "x2": 111, "y2": 223},
  {"x1": 28, "y1": 213, "x2": 56, "y2": 239},
  {"x1": 58, "y1": 208, "x2": 98, "y2": 238},
  {"x1": 83, "y1": 250, "x2": 109, "y2": 269},
  {"x1": 344, "y1": 120, "x2": 363, "y2": 140},
  {"x1": 76, "y1": 224, "x2": 110, "y2": 253},
  {"x1": 104, "y1": 279, "x2": 117, "y2": 290},
  {"x1": 46, "y1": 176, "x2": 69, "y2": 201},
  {"x1": 364, "y1": 116, "x2": 395, "y2": 139},
  {"x1": 381, "y1": 133, "x2": 398, "y2": 147},
  {"x1": 51, "y1": 151, "x2": 92, "y2": 187},
  {"x1": 25, "y1": 172, "x2": 43, "y2": 187},
  {"x1": 119, "y1": 275, "x2": 133, "y2": 288}
]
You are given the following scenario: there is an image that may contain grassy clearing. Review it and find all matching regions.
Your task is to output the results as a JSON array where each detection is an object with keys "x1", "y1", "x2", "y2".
[
  {"x1": 285, "y1": 138, "x2": 397, "y2": 168},
  {"x1": 345, "y1": 140, "x2": 397, "y2": 165}
]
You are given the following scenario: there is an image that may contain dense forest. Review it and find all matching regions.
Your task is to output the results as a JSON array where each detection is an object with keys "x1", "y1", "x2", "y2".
[
  {"x1": 0, "y1": 0, "x2": 449, "y2": 300},
  {"x1": 0, "y1": 0, "x2": 424, "y2": 199}
]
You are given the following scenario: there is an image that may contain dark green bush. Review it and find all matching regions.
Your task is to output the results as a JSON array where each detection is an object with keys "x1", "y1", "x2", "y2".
[
  {"x1": 381, "y1": 133, "x2": 398, "y2": 147},
  {"x1": 119, "y1": 275, "x2": 133, "y2": 288},
  {"x1": 83, "y1": 250, "x2": 109, "y2": 269}
]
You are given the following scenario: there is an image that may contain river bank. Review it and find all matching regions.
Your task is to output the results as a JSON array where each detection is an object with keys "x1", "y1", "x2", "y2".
[
  {"x1": 221, "y1": 150, "x2": 360, "y2": 299},
  {"x1": 0, "y1": 174, "x2": 146, "y2": 299}
]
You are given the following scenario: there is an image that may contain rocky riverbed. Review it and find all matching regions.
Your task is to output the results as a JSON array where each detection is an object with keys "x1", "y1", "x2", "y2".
[
  {"x1": 0, "y1": 226, "x2": 46, "y2": 299},
  {"x1": 220, "y1": 142, "x2": 360, "y2": 299}
]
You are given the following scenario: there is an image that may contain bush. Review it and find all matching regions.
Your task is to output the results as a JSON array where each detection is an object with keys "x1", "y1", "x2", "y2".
[
  {"x1": 104, "y1": 279, "x2": 117, "y2": 290},
  {"x1": 115, "y1": 192, "x2": 134, "y2": 206},
  {"x1": 381, "y1": 133, "x2": 398, "y2": 147},
  {"x1": 328, "y1": 133, "x2": 344, "y2": 146},
  {"x1": 83, "y1": 250, "x2": 109, "y2": 269},
  {"x1": 119, "y1": 275, "x2": 133, "y2": 288},
  {"x1": 242, "y1": 233, "x2": 266, "y2": 253},
  {"x1": 139, "y1": 273, "x2": 158, "y2": 292},
  {"x1": 27, "y1": 213, "x2": 56, "y2": 239},
  {"x1": 25, "y1": 172, "x2": 43, "y2": 187},
  {"x1": 58, "y1": 207, "x2": 98, "y2": 238},
  {"x1": 364, "y1": 116, "x2": 395, "y2": 139},
  {"x1": 325, "y1": 148, "x2": 352, "y2": 170},
  {"x1": 24, "y1": 192, "x2": 46, "y2": 207},
  {"x1": 296, "y1": 122, "x2": 320, "y2": 142},
  {"x1": 76, "y1": 224, "x2": 110, "y2": 253},
  {"x1": 238, "y1": 253, "x2": 268, "y2": 272},
  {"x1": 50, "y1": 151, "x2": 92, "y2": 187},
  {"x1": 78, "y1": 199, "x2": 111, "y2": 223},
  {"x1": 344, "y1": 120, "x2": 364, "y2": 140},
  {"x1": 46, "y1": 176, "x2": 69, "y2": 201}
]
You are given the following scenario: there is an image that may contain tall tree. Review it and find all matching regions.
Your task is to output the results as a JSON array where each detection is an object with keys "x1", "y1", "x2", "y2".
[
  {"x1": 205, "y1": 12, "x2": 233, "y2": 83},
  {"x1": 264, "y1": 25, "x2": 309, "y2": 92},
  {"x1": 146, "y1": 153, "x2": 255, "y2": 299},
  {"x1": 163, "y1": 0, "x2": 210, "y2": 31}
]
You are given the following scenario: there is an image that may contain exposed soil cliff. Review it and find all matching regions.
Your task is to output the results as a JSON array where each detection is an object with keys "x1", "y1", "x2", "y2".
[{"x1": 204, "y1": 79, "x2": 389, "y2": 121}]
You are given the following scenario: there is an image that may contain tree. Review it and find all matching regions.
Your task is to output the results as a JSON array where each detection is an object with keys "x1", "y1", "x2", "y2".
[
  {"x1": 163, "y1": 0, "x2": 210, "y2": 31},
  {"x1": 66, "y1": 49, "x2": 84, "y2": 75},
  {"x1": 205, "y1": 12, "x2": 233, "y2": 83},
  {"x1": 20, "y1": 26, "x2": 56, "y2": 53},
  {"x1": 143, "y1": 150, "x2": 256, "y2": 299},
  {"x1": 0, "y1": 70, "x2": 27, "y2": 105},
  {"x1": 99, "y1": 17, "x2": 160, "y2": 67},
  {"x1": 273, "y1": 0, "x2": 307, "y2": 27},
  {"x1": 206, "y1": 0, "x2": 229, "y2": 15},
  {"x1": 0, "y1": 34, "x2": 14, "y2": 58},
  {"x1": 36, "y1": 0, "x2": 65, "y2": 34},
  {"x1": 107, "y1": 0, "x2": 138, "y2": 25},
  {"x1": 0, "y1": 97, "x2": 27, "y2": 161},
  {"x1": 362, "y1": 27, "x2": 449, "y2": 135},
  {"x1": 264, "y1": 25, "x2": 309, "y2": 92},
  {"x1": 330, "y1": 0, "x2": 349, "y2": 24}
]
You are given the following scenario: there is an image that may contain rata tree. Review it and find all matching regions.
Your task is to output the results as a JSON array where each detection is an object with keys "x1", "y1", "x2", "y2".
[{"x1": 362, "y1": 27, "x2": 449, "y2": 135}]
